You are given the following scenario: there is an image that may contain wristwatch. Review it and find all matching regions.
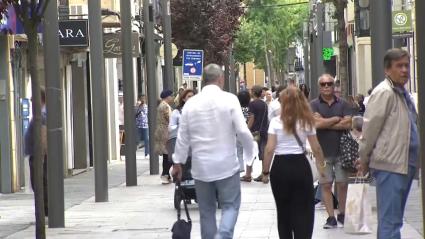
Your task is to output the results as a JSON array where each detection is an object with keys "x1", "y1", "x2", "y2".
[{"x1": 262, "y1": 171, "x2": 270, "y2": 176}]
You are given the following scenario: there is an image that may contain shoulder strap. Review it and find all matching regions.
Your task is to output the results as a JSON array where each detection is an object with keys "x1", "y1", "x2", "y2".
[{"x1": 293, "y1": 130, "x2": 307, "y2": 155}]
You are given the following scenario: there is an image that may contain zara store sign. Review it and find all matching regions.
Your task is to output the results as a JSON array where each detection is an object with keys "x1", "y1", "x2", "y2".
[{"x1": 58, "y1": 19, "x2": 89, "y2": 47}]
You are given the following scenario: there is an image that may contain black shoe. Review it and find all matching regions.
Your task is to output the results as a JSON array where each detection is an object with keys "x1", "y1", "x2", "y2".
[
  {"x1": 337, "y1": 213, "x2": 345, "y2": 225},
  {"x1": 323, "y1": 216, "x2": 337, "y2": 229}
]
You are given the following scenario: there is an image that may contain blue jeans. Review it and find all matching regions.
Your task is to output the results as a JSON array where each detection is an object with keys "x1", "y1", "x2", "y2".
[
  {"x1": 138, "y1": 127, "x2": 149, "y2": 156},
  {"x1": 374, "y1": 166, "x2": 415, "y2": 239},
  {"x1": 194, "y1": 172, "x2": 241, "y2": 239},
  {"x1": 236, "y1": 140, "x2": 244, "y2": 172}
]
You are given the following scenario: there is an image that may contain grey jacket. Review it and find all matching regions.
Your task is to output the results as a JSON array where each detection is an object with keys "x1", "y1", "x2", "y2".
[{"x1": 359, "y1": 78, "x2": 418, "y2": 175}]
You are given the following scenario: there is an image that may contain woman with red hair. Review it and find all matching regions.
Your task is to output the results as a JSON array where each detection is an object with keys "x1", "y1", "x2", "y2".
[{"x1": 262, "y1": 86, "x2": 326, "y2": 239}]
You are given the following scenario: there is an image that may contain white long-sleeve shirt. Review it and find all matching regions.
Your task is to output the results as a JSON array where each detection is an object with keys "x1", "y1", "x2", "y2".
[
  {"x1": 268, "y1": 99, "x2": 280, "y2": 122},
  {"x1": 168, "y1": 109, "x2": 181, "y2": 139},
  {"x1": 173, "y1": 84, "x2": 255, "y2": 182}
]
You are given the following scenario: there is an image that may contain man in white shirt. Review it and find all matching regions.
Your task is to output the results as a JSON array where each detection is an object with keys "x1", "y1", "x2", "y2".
[
  {"x1": 268, "y1": 85, "x2": 286, "y2": 122},
  {"x1": 172, "y1": 64, "x2": 255, "y2": 239}
]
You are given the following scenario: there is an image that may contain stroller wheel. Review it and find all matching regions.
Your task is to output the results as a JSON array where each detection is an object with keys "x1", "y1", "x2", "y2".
[{"x1": 174, "y1": 188, "x2": 182, "y2": 210}]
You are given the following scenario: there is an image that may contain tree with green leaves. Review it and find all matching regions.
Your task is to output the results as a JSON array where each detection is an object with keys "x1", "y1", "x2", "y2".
[
  {"x1": 0, "y1": 1, "x2": 50, "y2": 238},
  {"x1": 234, "y1": 0, "x2": 308, "y2": 84}
]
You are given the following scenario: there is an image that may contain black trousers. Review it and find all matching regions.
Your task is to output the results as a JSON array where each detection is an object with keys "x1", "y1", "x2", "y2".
[
  {"x1": 29, "y1": 156, "x2": 48, "y2": 216},
  {"x1": 270, "y1": 154, "x2": 314, "y2": 239},
  {"x1": 161, "y1": 154, "x2": 172, "y2": 176}
]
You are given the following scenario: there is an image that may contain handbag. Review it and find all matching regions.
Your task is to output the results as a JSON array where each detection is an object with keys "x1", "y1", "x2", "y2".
[
  {"x1": 294, "y1": 131, "x2": 319, "y2": 182},
  {"x1": 171, "y1": 182, "x2": 192, "y2": 239},
  {"x1": 252, "y1": 131, "x2": 261, "y2": 143},
  {"x1": 339, "y1": 131, "x2": 358, "y2": 172},
  {"x1": 344, "y1": 177, "x2": 372, "y2": 234}
]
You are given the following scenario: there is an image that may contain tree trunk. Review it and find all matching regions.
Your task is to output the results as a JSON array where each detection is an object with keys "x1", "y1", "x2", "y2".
[
  {"x1": 269, "y1": 52, "x2": 277, "y2": 87},
  {"x1": 335, "y1": 0, "x2": 349, "y2": 99},
  {"x1": 264, "y1": 45, "x2": 272, "y2": 88},
  {"x1": 27, "y1": 27, "x2": 46, "y2": 239},
  {"x1": 277, "y1": 69, "x2": 285, "y2": 86},
  {"x1": 243, "y1": 62, "x2": 247, "y2": 86}
]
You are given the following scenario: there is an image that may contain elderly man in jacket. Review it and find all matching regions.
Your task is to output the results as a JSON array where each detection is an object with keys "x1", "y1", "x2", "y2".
[{"x1": 357, "y1": 48, "x2": 419, "y2": 239}]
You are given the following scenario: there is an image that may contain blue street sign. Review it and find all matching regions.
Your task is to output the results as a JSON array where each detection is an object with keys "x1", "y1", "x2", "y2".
[
  {"x1": 182, "y1": 49, "x2": 204, "y2": 80},
  {"x1": 21, "y1": 98, "x2": 30, "y2": 118}
]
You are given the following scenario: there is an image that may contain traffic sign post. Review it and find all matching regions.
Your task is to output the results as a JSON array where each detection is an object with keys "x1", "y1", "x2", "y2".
[
  {"x1": 392, "y1": 10, "x2": 412, "y2": 34},
  {"x1": 182, "y1": 49, "x2": 204, "y2": 81}
]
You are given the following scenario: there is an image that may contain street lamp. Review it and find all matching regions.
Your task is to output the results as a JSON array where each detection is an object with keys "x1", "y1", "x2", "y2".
[{"x1": 355, "y1": 0, "x2": 370, "y2": 37}]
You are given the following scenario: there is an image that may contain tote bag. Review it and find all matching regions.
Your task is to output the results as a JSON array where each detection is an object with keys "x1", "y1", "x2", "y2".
[
  {"x1": 171, "y1": 182, "x2": 192, "y2": 239},
  {"x1": 344, "y1": 180, "x2": 372, "y2": 234}
]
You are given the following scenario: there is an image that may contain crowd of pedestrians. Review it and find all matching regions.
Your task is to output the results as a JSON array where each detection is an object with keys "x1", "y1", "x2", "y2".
[{"x1": 123, "y1": 48, "x2": 416, "y2": 239}]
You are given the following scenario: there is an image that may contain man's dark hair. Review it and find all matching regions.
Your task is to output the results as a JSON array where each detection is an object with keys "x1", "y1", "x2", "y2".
[
  {"x1": 262, "y1": 87, "x2": 269, "y2": 91},
  {"x1": 335, "y1": 79, "x2": 340, "y2": 86},
  {"x1": 275, "y1": 85, "x2": 286, "y2": 98},
  {"x1": 384, "y1": 48, "x2": 410, "y2": 69},
  {"x1": 237, "y1": 90, "x2": 251, "y2": 107},
  {"x1": 251, "y1": 85, "x2": 263, "y2": 98}
]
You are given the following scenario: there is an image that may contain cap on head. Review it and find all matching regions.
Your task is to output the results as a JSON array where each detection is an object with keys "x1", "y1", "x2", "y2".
[{"x1": 160, "y1": 89, "x2": 173, "y2": 99}]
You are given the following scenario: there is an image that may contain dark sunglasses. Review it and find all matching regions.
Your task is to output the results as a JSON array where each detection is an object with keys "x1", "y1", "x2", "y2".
[{"x1": 320, "y1": 82, "x2": 334, "y2": 87}]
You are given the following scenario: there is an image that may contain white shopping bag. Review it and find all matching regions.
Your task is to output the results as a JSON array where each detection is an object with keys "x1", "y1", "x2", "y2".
[{"x1": 344, "y1": 182, "x2": 373, "y2": 234}]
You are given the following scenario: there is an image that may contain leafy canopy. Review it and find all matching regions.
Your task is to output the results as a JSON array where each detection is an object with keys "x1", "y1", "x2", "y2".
[
  {"x1": 234, "y1": 0, "x2": 308, "y2": 70},
  {"x1": 171, "y1": 0, "x2": 244, "y2": 65}
]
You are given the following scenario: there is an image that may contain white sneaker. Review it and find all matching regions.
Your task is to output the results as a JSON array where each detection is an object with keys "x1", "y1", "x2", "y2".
[
  {"x1": 161, "y1": 175, "x2": 171, "y2": 184},
  {"x1": 145, "y1": 154, "x2": 150, "y2": 159},
  {"x1": 315, "y1": 202, "x2": 326, "y2": 210}
]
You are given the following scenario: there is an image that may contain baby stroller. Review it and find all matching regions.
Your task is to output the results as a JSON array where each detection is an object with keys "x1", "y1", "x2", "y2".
[{"x1": 174, "y1": 157, "x2": 197, "y2": 209}]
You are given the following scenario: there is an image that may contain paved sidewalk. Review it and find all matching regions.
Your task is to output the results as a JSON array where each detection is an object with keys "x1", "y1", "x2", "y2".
[
  {"x1": 0, "y1": 152, "x2": 149, "y2": 238},
  {"x1": 4, "y1": 165, "x2": 423, "y2": 239}
]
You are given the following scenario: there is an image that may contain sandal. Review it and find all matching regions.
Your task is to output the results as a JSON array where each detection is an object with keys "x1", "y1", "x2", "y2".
[
  {"x1": 253, "y1": 174, "x2": 263, "y2": 182},
  {"x1": 240, "y1": 175, "x2": 252, "y2": 182}
]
